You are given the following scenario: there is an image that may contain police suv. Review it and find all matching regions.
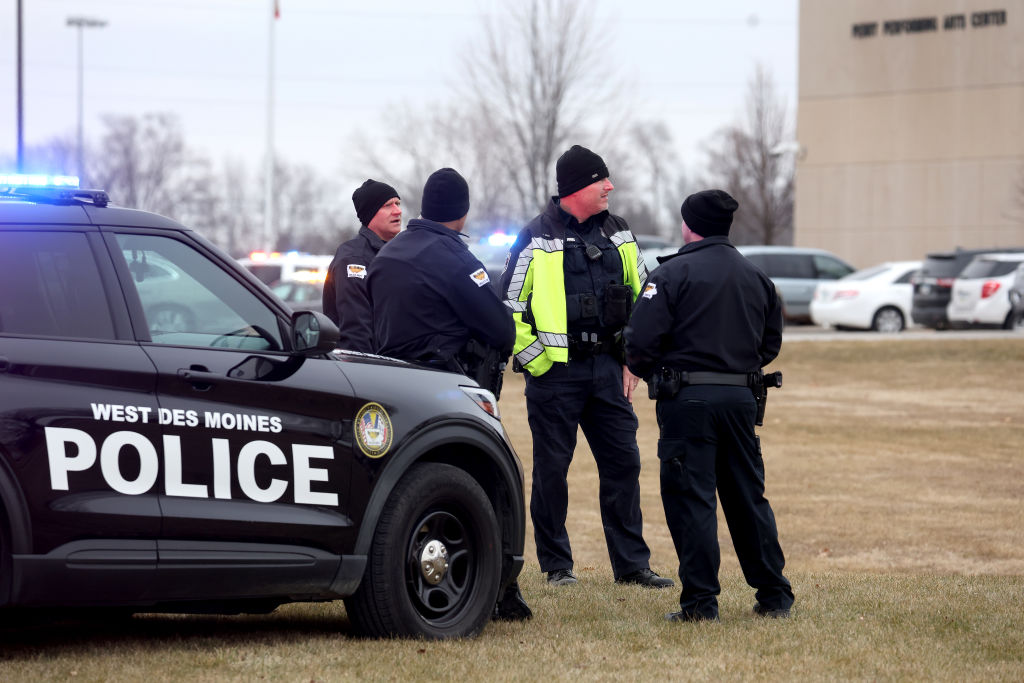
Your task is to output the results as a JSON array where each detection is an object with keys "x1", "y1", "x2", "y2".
[{"x1": 0, "y1": 175, "x2": 525, "y2": 639}]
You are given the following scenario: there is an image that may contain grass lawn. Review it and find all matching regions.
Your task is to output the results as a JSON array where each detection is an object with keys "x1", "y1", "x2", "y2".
[{"x1": 2, "y1": 338, "x2": 1022, "y2": 681}]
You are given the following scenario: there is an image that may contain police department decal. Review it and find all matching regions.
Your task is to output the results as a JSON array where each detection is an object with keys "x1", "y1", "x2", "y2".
[
  {"x1": 470, "y1": 268, "x2": 490, "y2": 287},
  {"x1": 355, "y1": 402, "x2": 393, "y2": 457},
  {"x1": 347, "y1": 264, "x2": 367, "y2": 278},
  {"x1": 642, "y1": 283, "x2": 658, "y2": 299}
]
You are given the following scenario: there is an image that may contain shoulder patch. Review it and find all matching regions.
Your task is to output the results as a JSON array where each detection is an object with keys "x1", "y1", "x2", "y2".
[
  {"x1": 642, "y1": 283, "x2": 658, "y2": 299},
  {"x1": 469, "y1": 268, "x2": 491, "y2": 287},
  {"x1": 346, "y1": 264, "x2": 367, "y2": 279}
]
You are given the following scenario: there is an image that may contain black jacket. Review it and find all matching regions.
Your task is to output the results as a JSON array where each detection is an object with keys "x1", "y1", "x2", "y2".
[
  {"x1": 368, "y1": 218, "x2": 514, "y2": 362},
  {"x1": 323, "y1": 226, "x2": 386, "y2": 352},
  {"x1": 624, "y1": 236, "x2": 783, "y2": 379}
]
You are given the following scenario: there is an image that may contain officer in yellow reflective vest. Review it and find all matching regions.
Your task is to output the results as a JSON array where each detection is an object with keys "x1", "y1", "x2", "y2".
[{"x1": 499, "y1": 145, "x2": 674, "y2": 589}]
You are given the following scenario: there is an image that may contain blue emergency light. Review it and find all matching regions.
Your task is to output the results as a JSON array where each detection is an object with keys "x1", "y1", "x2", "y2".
[
  {"x1": 0, "y1": 173, "x2": 80, "y2": 188},
  {"x1": 487, "y1": 232, "x2": 516, "y2": 247},
  {"x1": 1, "y1": 173, "x2": 108, "y2": 207}
]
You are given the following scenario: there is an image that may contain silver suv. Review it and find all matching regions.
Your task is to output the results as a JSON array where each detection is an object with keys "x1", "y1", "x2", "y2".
[{"x1": 737, "y1": 246, "x2": 855, "y2": 323}]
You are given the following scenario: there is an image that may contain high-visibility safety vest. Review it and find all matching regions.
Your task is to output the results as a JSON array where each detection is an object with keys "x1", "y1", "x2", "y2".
[{"x1": 503, "y1": 205, "x2": 648, "y2": 377}]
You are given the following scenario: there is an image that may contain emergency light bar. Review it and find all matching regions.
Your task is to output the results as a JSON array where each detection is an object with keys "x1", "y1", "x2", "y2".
[
  {"x1": 486, "y1": 232, "x2": 516, "y2": 247},
  {"x1": 0, "y1": 173, "x2": 80, "y2": 188}
]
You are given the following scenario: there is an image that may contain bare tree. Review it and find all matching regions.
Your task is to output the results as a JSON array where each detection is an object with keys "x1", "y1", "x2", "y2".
[
  {"x1": 89, "y1": 113, "x2": 196, "y2": 217},
  {"x1": 703, "y1": 64, "x2": 794, "y2": 246},
  {"x1": 351, "y1": 1, "x2": 637, "y2": 232},
  {"x1": 607, "y1": 121, "x2": 690, "y2": 241},
  {"x1": 263, "y1": 158, "x2": 349, "y2": 254},
  {"x1": 460, "y1": 0, "x2": 619, "y2": 219},
  {"x1": 352, "y1": 103, "x2": 524, "y2": 236},
  {"x1": 3, "y1": 135, "x2": 79, "y2": 179}
]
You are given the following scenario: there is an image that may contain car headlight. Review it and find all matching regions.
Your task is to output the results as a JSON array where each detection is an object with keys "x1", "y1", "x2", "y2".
[{"x1": 460, "y1": 386, "x2": 500, "y2": 420}]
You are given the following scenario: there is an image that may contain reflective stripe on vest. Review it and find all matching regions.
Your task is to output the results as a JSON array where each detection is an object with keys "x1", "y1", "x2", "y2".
[{"x1": 508, "y1": 229, "x2": 644, "y2": 376}]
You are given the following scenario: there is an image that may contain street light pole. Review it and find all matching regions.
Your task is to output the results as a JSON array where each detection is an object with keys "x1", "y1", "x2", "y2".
[
  {"x1": 66, "y1": 16, "x2": 107, "y2": 182},
  {"x1": 16, "y1": 0, "x2": 24, "y2": 172}
]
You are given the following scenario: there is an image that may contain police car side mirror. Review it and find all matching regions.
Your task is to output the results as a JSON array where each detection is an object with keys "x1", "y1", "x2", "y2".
[{"x1": 292, "y1": 310, "x2": 340, "y2": 355}]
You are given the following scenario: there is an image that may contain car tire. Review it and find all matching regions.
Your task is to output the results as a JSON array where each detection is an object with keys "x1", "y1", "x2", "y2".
[
  {"x1": 871, "y1": 306, "x2": 905, "y2": 333},
  {"x1": 1003, "y1": 310, "x2": 1023, "y2": 331},
  {"x1": 344, "y1": 463, "x2": 501, "y2": 639},
  {"x1": 146, "y1": 303, "x2": 196, "y2": 333}
]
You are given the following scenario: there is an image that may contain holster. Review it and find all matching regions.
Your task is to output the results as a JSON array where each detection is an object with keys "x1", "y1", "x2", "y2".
[
  {"x1": 647, "y1": 367, "x2": 683, "y2": 400},
  {"x1": 460, "y1": 339, "x2": 507, "y2": 400}
]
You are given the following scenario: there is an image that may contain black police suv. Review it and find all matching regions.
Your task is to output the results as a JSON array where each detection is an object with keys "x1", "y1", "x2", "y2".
[{"x1": 0, "y1": 179, "x2": 525, "y2": 639}]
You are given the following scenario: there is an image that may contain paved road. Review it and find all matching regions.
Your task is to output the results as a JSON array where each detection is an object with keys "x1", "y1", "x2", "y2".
[{"x1": 783, "y1": 325, "x2": 1024, "y2": 342}]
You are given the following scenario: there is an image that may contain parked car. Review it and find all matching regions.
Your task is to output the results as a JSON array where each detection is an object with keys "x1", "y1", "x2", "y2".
[
  {"x1": 0, "y1": 176, "x2": 525, "y2": 639},
  {"x1": 810, "y1": 261, "x2": 921, "y2": 332},
  {"x1": 237, "y1": 251, "x2": 332, "y2": 286},
  {"x1": 911, "y1": 247, "x2": 1024, "y2": 329},
  {"x1": 634, "y1": 234, "x2": 673, "y2": 251},
  {"x1": 642, "y1": 246, "x2": 679, "y2": 275},
  {"x1": 270, "y1": 278, "x2": 324, "y2": 314},
  {"x1": 737, "y1": 246, "x2": 855, "y2": 323},
  {"x1": 947, "y1": 253, "x2": 1024, "y2": 329}
]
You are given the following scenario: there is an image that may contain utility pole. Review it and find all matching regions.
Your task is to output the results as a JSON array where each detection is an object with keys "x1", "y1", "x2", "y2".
[
  {"x1": 66, "y1": 16, "x2": 107, "y2": 182},
  {"x1": 16, "y1": 0, "x2": 24, "y2": 171},
  {"x1": 263, "y1": 0, "x2": 278, "y2": 252}
]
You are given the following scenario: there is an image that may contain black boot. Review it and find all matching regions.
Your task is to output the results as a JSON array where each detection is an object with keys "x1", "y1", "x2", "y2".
[{"x1": 492, "y1": 581, "x2": 532, "y2": 621}]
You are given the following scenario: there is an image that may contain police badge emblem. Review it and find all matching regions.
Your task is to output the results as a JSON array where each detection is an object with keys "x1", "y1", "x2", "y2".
[{"x1": 354, "y1": 402, "x2": 393, "y2": 457}]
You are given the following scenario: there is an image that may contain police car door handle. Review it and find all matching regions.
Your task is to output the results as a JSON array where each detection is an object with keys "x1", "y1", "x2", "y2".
[{"x1": 177, "y1": 366, "x2": 217, "y2": 391}]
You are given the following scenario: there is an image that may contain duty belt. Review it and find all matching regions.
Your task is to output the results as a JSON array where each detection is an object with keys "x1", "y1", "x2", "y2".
[
  {"x1": 647, "y1": 367, "x2": 754, "y2": 400},
  {"x1": 680, "y1": 371, "x2": 750, "y2": 386},
  {"x1": 567, "y1": 331, "x2": 616, "y2": 359}
]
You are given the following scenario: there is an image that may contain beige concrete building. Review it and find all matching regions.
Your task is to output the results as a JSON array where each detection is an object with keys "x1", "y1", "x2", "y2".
[{"x1": 795, "y1": 0, "x2": 1024, "y2": 267}]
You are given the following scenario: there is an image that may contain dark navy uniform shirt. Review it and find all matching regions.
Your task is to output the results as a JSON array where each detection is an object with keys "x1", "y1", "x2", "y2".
[
  {"x1": 323, "y1": 226, "x2": 386, "y2": 352},
  {"x1": 624, "y1": 236, "x2": 783, "y2": 379},
  {"x1": 368, "y1": 218, "x2": 514, "y2": 362}
]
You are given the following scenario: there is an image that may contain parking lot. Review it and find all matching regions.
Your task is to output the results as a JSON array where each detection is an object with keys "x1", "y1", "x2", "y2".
[{"x1": 783, "y1": 323, "x2": 1023, "y2": 342}]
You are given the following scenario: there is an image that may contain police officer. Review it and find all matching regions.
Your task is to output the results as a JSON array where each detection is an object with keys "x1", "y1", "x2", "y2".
[
  {"x1": 500, "y1": 145, "x2": 673, "y2": 589},
  {"x1": 322, "y1": 179, "x2": 402, "y2": 352},
  {"x1": 368, "y1": 168, "x2": 513, "y2": 367},
  {"x1": 367, "y1": 167, "x2": 531, "y2": 620},
  {"x1": 624, "y1": 189, "x2": 794, "y2": 622}
]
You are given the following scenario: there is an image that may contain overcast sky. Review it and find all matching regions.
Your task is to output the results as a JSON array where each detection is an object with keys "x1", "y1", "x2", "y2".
[{"x1": 1, "y1": 0, "x2": 798, "y2": 179}]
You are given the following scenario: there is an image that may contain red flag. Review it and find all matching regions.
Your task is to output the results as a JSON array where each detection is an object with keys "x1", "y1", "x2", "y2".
[{"x1": 274, "y1": 0, "x2": 280, "y2": 19}]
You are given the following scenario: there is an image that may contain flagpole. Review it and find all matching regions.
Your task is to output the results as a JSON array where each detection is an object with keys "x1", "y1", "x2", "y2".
[{"x1": 262, "y1": 0, "x2": 277, "y2": 251}]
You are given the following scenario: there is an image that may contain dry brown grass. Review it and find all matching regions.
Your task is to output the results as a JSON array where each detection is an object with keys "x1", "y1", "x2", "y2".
[
  {"x1": 504, "y1": 337, "x2": 1024, "y2": 580},
  {"x1": 1, "y1": 338, "x2": 1022, "y2": 681}
]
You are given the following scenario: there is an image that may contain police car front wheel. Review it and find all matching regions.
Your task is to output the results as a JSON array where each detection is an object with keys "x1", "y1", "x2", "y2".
[{"x1": 344, "y1": 463, "x2": 501, "y2": 639}]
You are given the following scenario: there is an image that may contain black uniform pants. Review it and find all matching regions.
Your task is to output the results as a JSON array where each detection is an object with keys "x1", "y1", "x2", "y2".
[
  {"x1": 525, "y1": 353, "x2": 651, "y2": 578},
  {"x1": 657, "y1": 384, "x2": 793, "y2": 619}
]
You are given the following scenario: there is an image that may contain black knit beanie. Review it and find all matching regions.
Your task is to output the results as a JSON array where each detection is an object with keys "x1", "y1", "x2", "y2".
[
  {"x1": 556, "y1": 145, "x2": 609, "y2": 198},
  {"x1": 352, "y1": 179, "x2": 399, "y2": 227},
  {"x1": 680, "y1": 189, "x2": 739, "y2": 237},
  {"x1": 421, "y1": 168, "x2": 470, "y2": 222}
]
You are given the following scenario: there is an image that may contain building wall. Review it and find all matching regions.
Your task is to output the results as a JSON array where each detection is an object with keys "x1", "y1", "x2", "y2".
[{"x1": 795, "y1": 0, "x2": 1024, "y2": 267}]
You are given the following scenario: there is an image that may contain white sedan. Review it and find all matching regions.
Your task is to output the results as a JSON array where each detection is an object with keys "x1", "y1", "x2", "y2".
[
  {"x1": 947, "y1": 253, "x2": 1024, "y2": 329},
  {"x1": 810, "y1": 261, "x2": 921, "y2": 332}
]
